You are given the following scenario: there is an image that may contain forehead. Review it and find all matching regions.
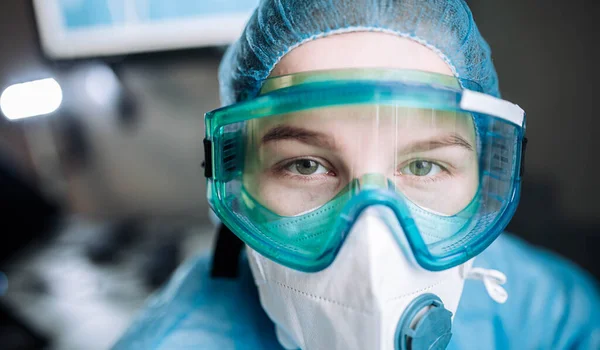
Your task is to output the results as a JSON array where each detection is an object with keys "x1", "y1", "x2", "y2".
[
  {"x1": 248, "y1": 106, "x2": 476, "y2": 140},
  {"x1": 270, "y1": 32, "x2": 454, "y2": 77}
]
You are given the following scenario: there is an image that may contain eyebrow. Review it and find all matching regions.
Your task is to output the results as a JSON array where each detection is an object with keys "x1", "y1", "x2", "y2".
[
  {"x1": 261, "y1": 125, "x2": 474, "y2": 153},
  {"x1": 261, "y1": 125, "x2": 336, "y2": 149},
  {"x1": 402, "y1": 134, "x2": 474, "y2": 154}
]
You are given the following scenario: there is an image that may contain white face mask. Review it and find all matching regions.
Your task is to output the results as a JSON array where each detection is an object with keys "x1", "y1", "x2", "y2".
[{"x1": 247, "y1": 207, "x2": 507, "y2": 350}]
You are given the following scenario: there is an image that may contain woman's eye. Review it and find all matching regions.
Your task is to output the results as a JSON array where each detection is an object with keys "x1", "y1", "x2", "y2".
[
  {"x1": 401, "y1": 160, "x2": 443, "y2": 177},
  {"x1": 287, "y1": 159, "x2": 329, "y2": 176}
]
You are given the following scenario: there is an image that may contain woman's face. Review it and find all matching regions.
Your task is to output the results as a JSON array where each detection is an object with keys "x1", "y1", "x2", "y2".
[{"x1": 242, "y1": 33, "x2": 479, "y2": 217}]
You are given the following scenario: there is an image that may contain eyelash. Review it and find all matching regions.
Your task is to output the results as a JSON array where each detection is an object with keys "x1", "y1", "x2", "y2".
[
  {"x1": 271, "y1": 158, "x2": 453, "y2": 183},
  {"x1": 396, "y1": 159, "x2": 452, "y2": 183},
  {"x1": 272, "y1": 157, "x2": 336, "y2": 180},
  {"x1": 403, "y1": 173, "x2": 449, "y2": 184}
]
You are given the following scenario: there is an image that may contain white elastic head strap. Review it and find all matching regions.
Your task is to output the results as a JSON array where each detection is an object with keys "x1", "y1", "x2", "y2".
[{"x1": 461, "y1": 89, "x2": 525, "y2": 127}]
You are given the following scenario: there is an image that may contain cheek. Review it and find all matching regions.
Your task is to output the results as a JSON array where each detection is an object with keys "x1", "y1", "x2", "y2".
[
  {"x1": 441, "y1": 161, "x2": 480, "y2": 214},
  {"x1": 256, "y1": 184, "x2": 299, "y2": 216},
  {"x1": 254, "y1": 179, "x2": 338, "y2": 216},
  {"x1": 405, "y1": 160, "x2": 479, "y2": 215}
]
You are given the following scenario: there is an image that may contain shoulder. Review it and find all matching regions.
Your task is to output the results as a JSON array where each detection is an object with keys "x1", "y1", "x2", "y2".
[
  {"x1": 111, "y1": 254, "x2": 281, "y2": 349},
  {"x1": 455, "y1": 233, "x2": 600, "y2": 349},
  {"x1": 110, "y1": 255, "x2": 213, "y2": 349},
  {"x1": 481, "y1": 233, "x2": 600, "y2": 309}
]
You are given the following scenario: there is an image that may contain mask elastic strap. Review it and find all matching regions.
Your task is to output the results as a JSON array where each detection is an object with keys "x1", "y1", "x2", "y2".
[
  {"x1": 463, "y1": 266, "x2": 508, "y2": 304},
  {"x1": 210, "y1": 223, "x2": 244, "y2": 278}
]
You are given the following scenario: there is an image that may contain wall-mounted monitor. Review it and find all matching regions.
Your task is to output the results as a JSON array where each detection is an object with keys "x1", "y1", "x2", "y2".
[{"x1": 32, "y1": 0, "x2": 258, "y2": 59}]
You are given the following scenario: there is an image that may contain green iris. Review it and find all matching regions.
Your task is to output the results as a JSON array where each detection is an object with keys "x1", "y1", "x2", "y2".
[
  {"x1": 295, "y1": 159, "x2": 320, "y2": 175},
  {"x1": 409, "y1": 160, "x2": 433, "y2": 176}
]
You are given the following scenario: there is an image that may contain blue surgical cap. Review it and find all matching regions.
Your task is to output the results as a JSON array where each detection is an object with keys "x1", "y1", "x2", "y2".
[{"x1": 218, "y1": 0, "x2": 500, "y2": 106}]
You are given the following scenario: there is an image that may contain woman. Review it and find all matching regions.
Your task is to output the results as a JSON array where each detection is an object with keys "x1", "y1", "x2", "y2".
[{"x1": 114, "y1": 1, "x2": 600, "y2": 349}]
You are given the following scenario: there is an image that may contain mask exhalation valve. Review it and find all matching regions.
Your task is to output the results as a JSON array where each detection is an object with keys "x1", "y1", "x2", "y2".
[{"x1": 396, "y1": 293, "x2": 453, "y2": 350}]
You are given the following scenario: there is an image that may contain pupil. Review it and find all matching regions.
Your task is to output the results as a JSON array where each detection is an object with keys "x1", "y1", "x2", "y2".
[
  {"x1": 296, "y1": 160, "x2": 318, "y2": 175},
  {"x1": 410, "y1": 161, "x2": 432, "y2": 176}
]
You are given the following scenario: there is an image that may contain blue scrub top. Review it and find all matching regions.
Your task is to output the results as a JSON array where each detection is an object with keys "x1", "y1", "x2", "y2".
[{"x1": 112, "y1": 234, "x2": 600, "y2": 349}]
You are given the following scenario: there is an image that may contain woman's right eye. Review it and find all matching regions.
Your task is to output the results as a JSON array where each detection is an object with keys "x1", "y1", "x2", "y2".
[{"x1": 286, "y1": 159, "x2": 329, "y2": 176}]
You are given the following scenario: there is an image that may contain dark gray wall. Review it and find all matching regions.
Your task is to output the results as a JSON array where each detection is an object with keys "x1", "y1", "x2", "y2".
[
  {"x1": 469, "y1": 0, "x2": 599, "y2": 220},
  {"x1": 468, "y1": 0, "x2": 600, "y2": 276}
]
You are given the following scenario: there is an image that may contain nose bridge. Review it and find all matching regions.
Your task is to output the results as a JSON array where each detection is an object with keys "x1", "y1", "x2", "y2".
[
  {"x1": 362, "y1": 205, "x2": 413, "y2": 255},
  {"x1": 345, "y1": 130, "x2": 394, "y2": 179},
  {"x1": 340, "y1": 204, "x2": 420, "y2": 277},
  {"x1": 348, "y1": 173, "x2": 402, "y2": 216},
  {"x1": 341, "y1": 175, "x2": 429, "y2": 264},
  {"x1": 357, "y1": 173, "x2": 390, "y2": 191}
]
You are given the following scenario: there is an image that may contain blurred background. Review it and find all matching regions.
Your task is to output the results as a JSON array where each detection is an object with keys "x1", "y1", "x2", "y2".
[{"x1": 0, "y1": 0, "x2": 597, "y2": 349}]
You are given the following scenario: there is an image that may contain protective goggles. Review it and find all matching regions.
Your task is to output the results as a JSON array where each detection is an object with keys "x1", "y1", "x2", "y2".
[{"x1": 204, "y1": 69, "x2": 526, "y2": 272}]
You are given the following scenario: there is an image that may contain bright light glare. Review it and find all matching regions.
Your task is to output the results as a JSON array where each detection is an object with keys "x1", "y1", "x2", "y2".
[{"x1": 1, "y1": 78, "x2": 63, "y2": 120}]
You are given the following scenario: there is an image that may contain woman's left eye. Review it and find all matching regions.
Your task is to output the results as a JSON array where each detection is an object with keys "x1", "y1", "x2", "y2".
[
  {"x1": 286, "y1": 159, "x2": 329, "y2": 176},
  {"x1": 400, "y1": 160, "x2": 443, "y2": 177}
]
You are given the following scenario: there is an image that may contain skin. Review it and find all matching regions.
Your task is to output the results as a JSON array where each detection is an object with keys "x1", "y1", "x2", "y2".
[{"x1": 243, "y1": 32, "x2": 479, "y2": 216}]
